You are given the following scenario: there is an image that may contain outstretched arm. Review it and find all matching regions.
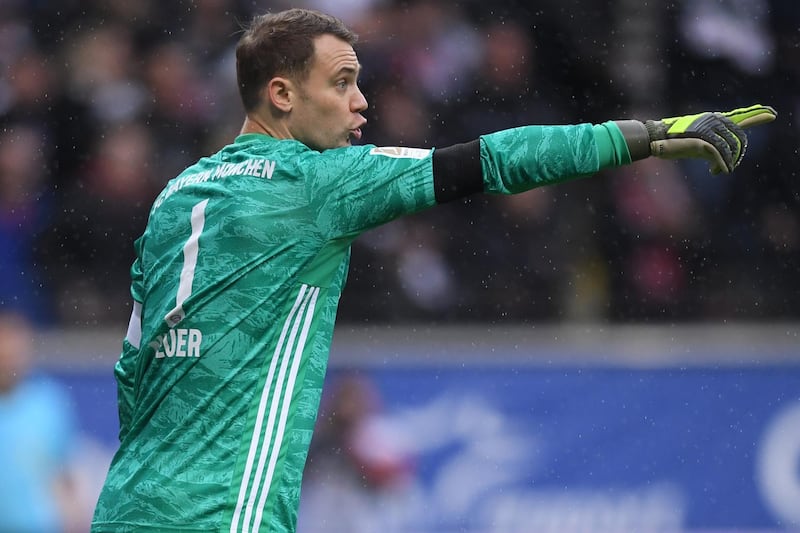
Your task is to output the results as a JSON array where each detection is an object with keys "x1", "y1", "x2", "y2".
[{"x1": 432, "y1": 104, "x2": 777, "y2": 203}]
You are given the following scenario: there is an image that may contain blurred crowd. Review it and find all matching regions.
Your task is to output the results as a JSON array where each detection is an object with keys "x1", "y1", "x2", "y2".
[
  {"x1": 300, "y1": 372, "x2": 417, "y2": 533},
  {"x1": 1, "y1": 0, "x2": 798, "y2": 327}
]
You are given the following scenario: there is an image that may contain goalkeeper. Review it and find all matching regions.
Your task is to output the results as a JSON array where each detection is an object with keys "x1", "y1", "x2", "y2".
[{"x1": 91, "y1": 7, "x2": 776, "y2": 533}]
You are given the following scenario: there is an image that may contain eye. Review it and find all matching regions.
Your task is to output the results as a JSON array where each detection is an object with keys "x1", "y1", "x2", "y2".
[{"x1": 336, "y1": 80, "x2": 348, "y2": 90}]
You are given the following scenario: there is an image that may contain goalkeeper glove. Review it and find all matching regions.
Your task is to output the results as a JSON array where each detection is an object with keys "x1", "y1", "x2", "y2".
[{"x1": 618, "y1": 104, "x2": 777, "y2": 174}]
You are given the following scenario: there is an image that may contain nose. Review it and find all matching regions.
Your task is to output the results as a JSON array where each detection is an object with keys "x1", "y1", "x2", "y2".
[{"x1": 352, "y1": 86, "x2": 368, "y2": 113}]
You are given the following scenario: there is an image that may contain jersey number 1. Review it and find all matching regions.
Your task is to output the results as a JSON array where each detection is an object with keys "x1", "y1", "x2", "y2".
[{"x1": 164, "y1": 199, "x2": 209, "y2": 327}]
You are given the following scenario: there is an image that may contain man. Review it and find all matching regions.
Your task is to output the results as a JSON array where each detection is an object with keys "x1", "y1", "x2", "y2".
[
  {"x1": 91, "y1": 8, "x2": 776, "y2": 533},
  {"x1": 0, "y1": 311, "x2": 81, "y2": 532}
]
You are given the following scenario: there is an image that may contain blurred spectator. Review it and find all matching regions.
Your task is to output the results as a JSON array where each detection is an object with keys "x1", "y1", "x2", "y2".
[
  {"x1": 435, "y1": 18, "x2": 564, "y2": 142},
  {"x1": 63, "y1": 25, "x2": 148, "y2": 126},
  {"x1": 347, "y1": 214, "x2": 458, "y2": 320},
  {"x1": 606, "y1": 158, "x2": 700, "y2": 318},
  {"x1": 300, "y1": 372, "x2": 416, "y2": 533},
  {"x1": 0, "y1": 311, "x2": 84, "y2": 532},
  {"x1": 0, "y1": 35, "x2": 92, "y2": 190},
  {"x1": 141, "y1": 39, "x2": 222, "y2": 177},
  {"x1": 0, "y1": 123, "x2": 53, "y2": 324},
  {"x1": 38, "y1": 121, "x2": 159, "y2": 325}
]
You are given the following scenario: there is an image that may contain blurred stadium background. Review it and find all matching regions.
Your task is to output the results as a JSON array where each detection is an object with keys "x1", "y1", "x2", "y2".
[
  {"x1": 2, "y1": 0, "x2": 799, "y2": 531},
  {"x1": 38, "y1": 323, "x2": 800, "y2": 531}
]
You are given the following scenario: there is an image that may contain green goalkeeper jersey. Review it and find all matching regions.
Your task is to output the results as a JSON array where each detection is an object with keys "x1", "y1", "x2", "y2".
[{"x1": 92, "y1": 123, "x2": 629, "y2": 533}]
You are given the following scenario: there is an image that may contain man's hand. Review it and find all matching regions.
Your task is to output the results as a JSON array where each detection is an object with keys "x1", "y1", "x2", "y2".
[{"x1": 646, "y1": 104, "x2": 777, "y2": 174}]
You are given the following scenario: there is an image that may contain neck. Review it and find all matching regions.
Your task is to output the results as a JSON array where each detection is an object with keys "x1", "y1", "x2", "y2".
[{"x1": 240, "y1": 115, "x2": 291, "y2": 140}]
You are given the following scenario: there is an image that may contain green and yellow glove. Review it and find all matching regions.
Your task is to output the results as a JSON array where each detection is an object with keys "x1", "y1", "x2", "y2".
[{"x1": 646, "y1": 104, "x2": 777, "y2": 174}]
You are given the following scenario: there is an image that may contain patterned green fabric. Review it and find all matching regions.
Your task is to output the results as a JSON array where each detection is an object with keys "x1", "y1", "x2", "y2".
[
  {"x1": 92, "y1": 136, "x2": 435, "y2": 533},
  {"x1": 92, "y1": 124, "x2": 615, "y2": 533},
  {"x1": 480, "y1": 123, "x2": 604, "y2": 194}
]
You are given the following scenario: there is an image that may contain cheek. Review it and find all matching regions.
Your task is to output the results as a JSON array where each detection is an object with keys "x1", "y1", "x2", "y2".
[
  {"x1": 300, "y1": 96, "x2": 349, "y2": 147},
  {"x1": 317, "y1": 107, "x2": 347, "y2": 134}
]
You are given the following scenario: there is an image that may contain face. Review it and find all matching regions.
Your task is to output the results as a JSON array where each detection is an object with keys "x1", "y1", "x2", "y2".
[{"x1": 288, "y1": 34, "x2": 368, "y2": 151}]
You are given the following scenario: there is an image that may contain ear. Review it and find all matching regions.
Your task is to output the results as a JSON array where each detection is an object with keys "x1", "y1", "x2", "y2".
[{"x1": 264, "y1": 77, "x2": 294, "y2": 113}]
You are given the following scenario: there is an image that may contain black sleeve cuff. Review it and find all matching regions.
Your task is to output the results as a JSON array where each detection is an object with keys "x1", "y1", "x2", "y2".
[{"x1": 432, "y1": 139, "x2": 483, "y2": 203}]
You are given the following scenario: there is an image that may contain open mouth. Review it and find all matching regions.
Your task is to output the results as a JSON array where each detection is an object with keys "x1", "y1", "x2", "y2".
[{"x1": 350, "y1": 128, "x2": 362, "y2": 141}]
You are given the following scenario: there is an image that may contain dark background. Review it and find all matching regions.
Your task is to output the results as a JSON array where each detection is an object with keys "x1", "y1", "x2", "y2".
[{"x1": 2, "y1": 0, "x2": 797, "y2": 328}]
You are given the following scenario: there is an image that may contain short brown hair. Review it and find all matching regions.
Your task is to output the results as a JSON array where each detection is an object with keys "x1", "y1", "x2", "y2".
[{"x1": 235, "y1": 8, "x2": 358, "y2": 112}]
